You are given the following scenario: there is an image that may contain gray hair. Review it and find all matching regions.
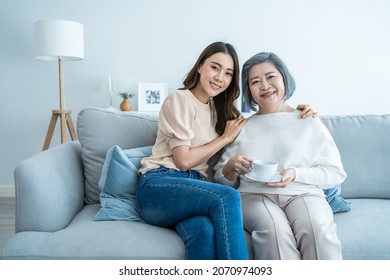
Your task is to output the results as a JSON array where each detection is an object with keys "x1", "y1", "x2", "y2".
[{"x1": 242, "y1": 52, "x2": 296, "y2": 111}]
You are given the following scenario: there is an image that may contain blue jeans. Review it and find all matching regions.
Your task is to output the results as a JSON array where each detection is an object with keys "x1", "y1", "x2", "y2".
[
  {"x1": 136, "y1": 167, "x2": 248, "y2": 260},
  {"x1": 176, "y1": 216, "x2": 216, "y2": 259}
]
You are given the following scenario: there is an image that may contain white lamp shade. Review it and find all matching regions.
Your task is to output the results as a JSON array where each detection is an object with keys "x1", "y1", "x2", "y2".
[{"x1": 35, "y1": 19, "x2": 84, "y2": 61}]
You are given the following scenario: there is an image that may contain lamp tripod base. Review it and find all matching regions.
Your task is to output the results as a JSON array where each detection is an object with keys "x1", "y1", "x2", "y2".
[{"x1": 42, "y1": 109, "x2": 78, "y2": 151}]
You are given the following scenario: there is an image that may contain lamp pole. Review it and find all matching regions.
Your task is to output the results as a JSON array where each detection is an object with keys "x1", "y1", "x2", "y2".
[{"x1": 58, "y1": 57, "x2": 67, "y2": 143}]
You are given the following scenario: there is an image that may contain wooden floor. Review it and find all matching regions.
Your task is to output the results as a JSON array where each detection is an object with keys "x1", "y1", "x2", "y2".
[{"x1": 0, "y1": 196, "x2": 16, "y2": 249}]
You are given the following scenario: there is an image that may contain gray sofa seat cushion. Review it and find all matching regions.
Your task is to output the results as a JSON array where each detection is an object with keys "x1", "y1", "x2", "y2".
[
  {"x1": 334, "y1": 198, "x2": 390, "y2": 260},
  {"x1": 77, "y1": 107, "x2": 158, "y2": 204},
  {"x1": 1, "y1": 204, "x2": 185, "y2": 260}
]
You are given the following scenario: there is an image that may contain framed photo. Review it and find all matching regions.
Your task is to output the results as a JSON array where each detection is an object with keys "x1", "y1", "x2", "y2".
[{"x1": 138, "y1": 83, "x2": 168, "y2": 111}]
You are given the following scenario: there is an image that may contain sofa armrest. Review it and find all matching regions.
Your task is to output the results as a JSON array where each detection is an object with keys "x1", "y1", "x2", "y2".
[{"x1": 14, "y1": 141, "x2": 85, "y2": 232}]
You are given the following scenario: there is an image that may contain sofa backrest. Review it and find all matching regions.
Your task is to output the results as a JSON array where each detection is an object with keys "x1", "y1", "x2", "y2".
[
  {"x1": 78, "y1": 107, "x2": 390, "y2": 203},
  {"x1": 322, "y1": 114, "x2": 390, "y2": 199},
  {"x1": 77, "y1": 107, "x2": 158, "y2": 204}
]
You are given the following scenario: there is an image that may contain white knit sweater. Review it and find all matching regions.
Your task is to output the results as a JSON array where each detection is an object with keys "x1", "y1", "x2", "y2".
[{"x1": 214, "y1": 110, "x2": 347, "y2": 195}]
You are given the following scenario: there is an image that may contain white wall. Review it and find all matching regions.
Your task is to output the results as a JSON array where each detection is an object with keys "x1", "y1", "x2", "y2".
[{"x1": 1, "y1": 0, "x2": 389, "y2": 185}]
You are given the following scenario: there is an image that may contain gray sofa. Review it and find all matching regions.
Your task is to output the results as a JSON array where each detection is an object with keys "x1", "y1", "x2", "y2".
[{"x1": 1, "y1": 107, "x2": 390, "y2": 259}]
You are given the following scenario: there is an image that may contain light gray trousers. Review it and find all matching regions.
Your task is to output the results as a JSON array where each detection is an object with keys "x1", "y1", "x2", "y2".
[{"x1": 241, "y1": 193, "x2": 342, "y2": 260}]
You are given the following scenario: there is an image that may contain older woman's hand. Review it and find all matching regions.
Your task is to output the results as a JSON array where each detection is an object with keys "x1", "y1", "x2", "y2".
[
  {"x1": 222, "y1": 155, "x2": 253, "y2": 181},
  {"x1": 265, "y1": 168, "x2": 296, "y2": 188}
]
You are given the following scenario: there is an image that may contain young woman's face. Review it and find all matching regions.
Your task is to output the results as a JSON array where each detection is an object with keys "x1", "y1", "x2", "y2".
[
  {"x1": 196, "y1": 52, "x2": 234, "y2": 101},
  {"x1": 248, "y1": 62, "x2": 285, "y2": 110}
]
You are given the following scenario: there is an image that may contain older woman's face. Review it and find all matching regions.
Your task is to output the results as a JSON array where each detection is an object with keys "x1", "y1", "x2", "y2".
[{"x1": 248, "y1": 62, "x2": 285, "y2": 110}]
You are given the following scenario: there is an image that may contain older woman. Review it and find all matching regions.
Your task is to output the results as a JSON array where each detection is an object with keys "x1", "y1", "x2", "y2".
[{"x1": 214, "y1": 52, "x2": 347, "y2": 260}]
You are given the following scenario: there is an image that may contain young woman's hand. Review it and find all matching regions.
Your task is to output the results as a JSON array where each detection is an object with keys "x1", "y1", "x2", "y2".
[
  {"x1": 296, "y1": 104, "x2": 318, "y2": 119},
  {"x1": 222, "y1": 117, "x2": 248, "y2": 143},
  {"x1": 265, "y1": 168, "x2": 296, "y2": 188}
]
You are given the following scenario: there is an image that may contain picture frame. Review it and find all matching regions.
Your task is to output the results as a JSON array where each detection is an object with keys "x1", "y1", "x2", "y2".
[{"x1": 138, "y1": 82, "x2": 168, "y2": 111}]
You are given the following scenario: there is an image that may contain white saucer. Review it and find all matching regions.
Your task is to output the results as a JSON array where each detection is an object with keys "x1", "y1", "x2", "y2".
[{"x1": 244, "y1": 171, "x2": 282, "y2": 183}]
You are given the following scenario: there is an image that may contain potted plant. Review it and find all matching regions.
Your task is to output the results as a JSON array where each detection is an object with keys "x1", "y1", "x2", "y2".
[{"x1": 118, "y1": 92, "x2": 135, "y2": 111}]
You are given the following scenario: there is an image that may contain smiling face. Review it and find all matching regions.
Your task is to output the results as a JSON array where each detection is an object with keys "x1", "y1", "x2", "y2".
[
  {"x1": 192, "y1": 52, "x2": 234, "y2": 103},
  {"x1": 248, "y1": 62, "x2": 286, "y2": 113}
]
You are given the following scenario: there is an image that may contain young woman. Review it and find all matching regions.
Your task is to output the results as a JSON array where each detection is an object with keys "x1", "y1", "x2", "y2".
[
  {"x1": 214, "y1": 52, "x2": 347, "y2": 259},
  {"x1": 137, "y1": 42, "x2": 248, "y2": 260},
  {"x1": 137, "y1": 42, "x2": 315, "y2": 260}
]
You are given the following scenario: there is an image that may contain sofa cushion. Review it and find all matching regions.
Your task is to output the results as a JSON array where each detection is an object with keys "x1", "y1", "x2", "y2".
[
  {"x1": 95, "y1": 145, "x2": 152, "y2": 222},
  {"x1": 321, "y1": 115, "x2": 390, "y2": 199},
  {"x1": 77, "y1": 107, "x2": 158, "y2": 204},
  {"x1": 334, "y1": 198, "x2": 390, "y2": 260},
  {"x1": 0, "y1": 204, "x2": 186, "y2": 260}
]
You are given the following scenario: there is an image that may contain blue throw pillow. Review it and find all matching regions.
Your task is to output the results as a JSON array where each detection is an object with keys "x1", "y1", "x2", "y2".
[
  {"x1": 324, "y1": 185, "x2": 351, "y2": 213},
  {"x1": 95, "y1": 145, "x2": 152, "y2": 222}
]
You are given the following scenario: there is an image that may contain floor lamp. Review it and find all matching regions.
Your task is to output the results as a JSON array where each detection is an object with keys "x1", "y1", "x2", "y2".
[{"x1": 35, "y1": 20, "x2": 84, "y2": 150}]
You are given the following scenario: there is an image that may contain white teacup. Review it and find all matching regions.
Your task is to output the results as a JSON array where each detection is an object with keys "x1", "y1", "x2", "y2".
[{"x1": 252, "y1": 160, "x2": 278, "y2": 181}]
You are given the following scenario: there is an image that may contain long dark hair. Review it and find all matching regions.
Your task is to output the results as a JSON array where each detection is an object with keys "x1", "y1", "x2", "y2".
[{"x1": 180, "y1": 42, "x2": 241, "y2": 135}]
